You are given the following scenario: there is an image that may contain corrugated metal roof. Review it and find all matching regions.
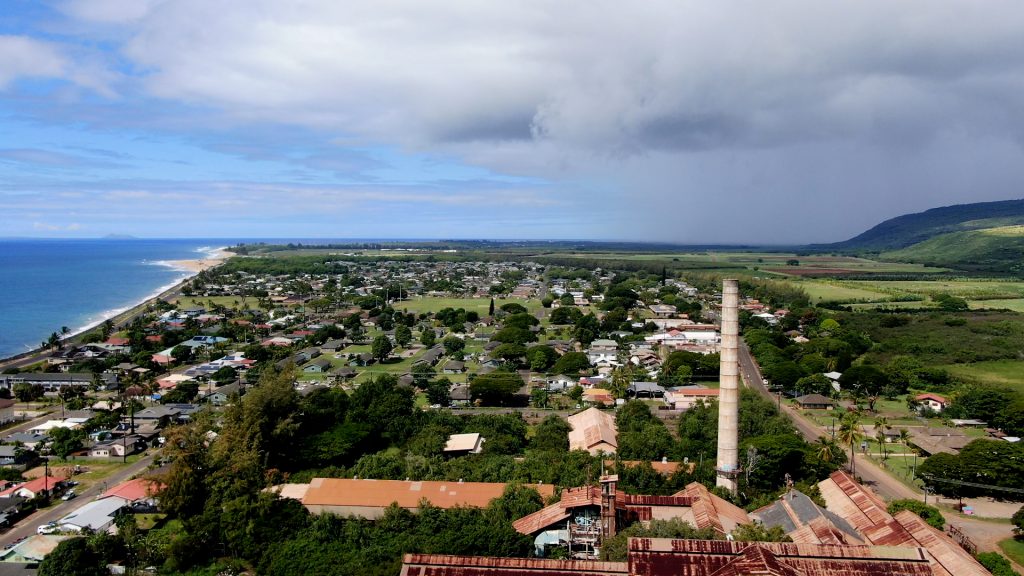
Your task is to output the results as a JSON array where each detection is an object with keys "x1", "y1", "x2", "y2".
[
  {"x1": 674, "y1": 482, "x2": 750, "y2": 534},
  {"x1": 302, "y1": 478, "x2": 554, "y2": 510},
  {"x1": 818, "y1": 472, "x2": 989, "y2": 576},
  {"x1": 513, "y1": 486, "x2": 601, "y2": 535},
  {"x1": 628, "y1": 538, "x2": 932, "y2": 576},
  {"x1": 400, "y1": 554, "x2": 628, "y2": 575}
]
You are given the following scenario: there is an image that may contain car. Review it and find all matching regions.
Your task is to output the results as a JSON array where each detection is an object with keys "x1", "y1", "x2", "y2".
[
  {"x1": 37, "y1": 523, "x2": 57, "y2": 535},
  {"x1": 60, "y1": 490, "x2": 76, "y2": 501}
]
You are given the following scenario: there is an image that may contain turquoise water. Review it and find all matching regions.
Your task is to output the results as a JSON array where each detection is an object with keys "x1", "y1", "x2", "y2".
[{"x1": 0, "y1": 239, "x2": 219, "y2": 359}]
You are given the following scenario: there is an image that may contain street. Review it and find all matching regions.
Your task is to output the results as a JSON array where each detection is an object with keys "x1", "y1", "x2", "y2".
[
  {"x1": 737, "y1": 338, "x2": 1018, "y2": 562},
  {"x1": 0, "y1": 452, "x2": 157, "y2": 548}
]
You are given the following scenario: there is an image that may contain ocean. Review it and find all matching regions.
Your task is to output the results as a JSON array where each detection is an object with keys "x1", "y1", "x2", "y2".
[{"x1": 0, "y1": 239, "x2": 223, "y2": 360}]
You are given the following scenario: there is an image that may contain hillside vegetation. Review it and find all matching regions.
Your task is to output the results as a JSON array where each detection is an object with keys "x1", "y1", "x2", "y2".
[
  {"x1": 829, "y1": 198, "x2": 1024, "y2": 251},
  {"x1": 881, "y1": 225, "x2": 1024, "y2": 275}
]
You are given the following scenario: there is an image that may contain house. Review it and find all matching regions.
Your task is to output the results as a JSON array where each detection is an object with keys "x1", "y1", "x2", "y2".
[
  {"x1": 663, "y1": 387, "x2": 720, "y2": 411},
  {"x1": 320, "y1": 339, "x2": 348, "y2": 353},
  {"x1": 794, "y1": 393, "x2": 834, "y2": 410},
  {"x1": 0, "y1": 476, "x2": 66, "y2": 499},
  {"x1": 3, "y1": 432, "x2": 47, "y2": 450},
  {"x1": 303, "y1": 358, "x2": 333, "y2": 373},
  {"x1": 545, "y1": 374, "x2": 576, "y2": 392},
  {"x1": 626, "y1": 382, "x2": 665, "y2": 398},
  {"x1": 416, "y1": 346, "x2": 444, "y2": 366},
  {"x1": 102, "y1": 478, "x2": 163, "y2": 505},
  {"x1": 443, "y1": 433, "x2": 485, "y2": 455},
  {"x1": 57, "y1": 496, "x2": 126, "y2": 533},
  {"x1": 0, "y1": 496, "x2": 26, "y2": 526},
  {"x1": 133, "y1": 405, "x2": 182, "y2": 427},
  {"x1": 299, "y1": 478, "x2": 554, "y2": 519},
  {"x1": 0, "y1": 446, "x2": 32, "y2": 469},
  {"x1": 567, "y1": 407, "x2": 617, "y2": 455},
  {"x1": 89, "y1": 435, "x2": 145, "y2": 458},
  {"x1": 208, "y1": 381, "x2": 244, "y2": 406},
  {"x1": 331, "y1": 367, "x2": 357, "y2": 381},
  {"x1": 582, "y1": 388, "x2": 614, "y2": 406},
  {"x1": 649, "y1": 304, "x2": 678, "y2": 318},
  {"x1": 914, "y1": 393, "x2": 948, "y2": 413},
  {"x1": 449, "y1": 384, "x2": 471, "y2": 406},
  {"x1": 442, "y1": 360, "x2": 466, "y2": 374}
]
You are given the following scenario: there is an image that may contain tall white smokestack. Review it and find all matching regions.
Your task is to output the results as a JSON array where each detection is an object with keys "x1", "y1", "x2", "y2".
[{"x1": 716, "y1": 279, "x2": 740, "y2": 493}]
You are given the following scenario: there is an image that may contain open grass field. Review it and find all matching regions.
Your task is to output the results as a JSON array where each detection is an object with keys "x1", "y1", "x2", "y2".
[
  {"x1": 173, "y1": 295, "x2": 255, "y2": 310},
  {"x1": 790, "y1": 281, "x2": 892, "y2": 304},
  {"x1": 843, "y1": 279, "x2": 1024, "y2": 300},
  {"x1": 943, "y1": 360, "x2": 1024, "y2": 394},
  {"x1": 969, "y1": 298, "x2": 1024, "y2": 313},
  {"x1": 394, "y1": 296, "x2": 538, "y2": 316},
  {"x1": 999, "y1": 538, "x2": 1024, "y2": 568}
]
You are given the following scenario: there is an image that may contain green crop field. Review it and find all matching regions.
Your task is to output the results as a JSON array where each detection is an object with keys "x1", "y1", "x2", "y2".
[
  {"x1": 942, "y1": 360, "x2": 1024, "y2": 394},
  {"x1": 969, "y1": 298, "x2": 1024, "y2": 313},
  {"x1": 788, "y1": 280, "x2": 891, "y2": 304},
  {"x1": 844, "y1": 279, "x2": 1024, "y2": 300}
]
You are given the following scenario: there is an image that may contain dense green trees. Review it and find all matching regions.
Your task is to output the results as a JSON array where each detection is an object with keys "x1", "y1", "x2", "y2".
[
  {"x1": 887, "y1": 499, "x2": 945, "y2": 529},
  {"x1": 38, "y1": 537, "x2": 109, "y2": 576},
  {"x1": 371, "y1": 335, "x2": 394, "y2": 362},
  {"x1": 917, "y1": 439, "x2": 1024, "y2": 500},
  {"x1": 469, "y1": 372, "x2": 524, "y2": 406},
  {"x1": 551, "y1": 352, "x2": 590, "y2": 375}
]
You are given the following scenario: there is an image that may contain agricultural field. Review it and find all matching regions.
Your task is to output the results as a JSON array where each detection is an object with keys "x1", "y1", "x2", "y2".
[
  {"x1": 942, "y1": 360, "x2": 1024, "y2": 395},
  {"x1": 393, "y1": 296, "x2": 539, "y2": 316},
  {"x1": 788, "y1": 281, "x2": 892, "y2": 304}
]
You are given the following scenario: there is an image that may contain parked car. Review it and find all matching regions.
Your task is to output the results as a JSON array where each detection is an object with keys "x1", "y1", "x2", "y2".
[
  {"x1": 37, "y1": 522, "x2": 57, "y2": 535},
  {"x1": 61, "y1": 490, "x2": 76, "y2": 501}
]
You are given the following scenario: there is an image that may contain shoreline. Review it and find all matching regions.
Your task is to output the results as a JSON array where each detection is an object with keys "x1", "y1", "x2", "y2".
[{"x1": 0, "y1": 246, "x2": 232, "y2": 367}]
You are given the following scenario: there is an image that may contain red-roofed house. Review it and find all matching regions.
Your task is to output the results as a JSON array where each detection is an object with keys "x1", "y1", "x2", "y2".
[
  {"x1": 102, "y1": 478, "x2": 163, "y2": 504},
  {"x1": 0, "y1": 476, "x2": 67, "y2": 499},
  {"x1": 915, "y1": 393, "x2": 948, "y2": 413}
]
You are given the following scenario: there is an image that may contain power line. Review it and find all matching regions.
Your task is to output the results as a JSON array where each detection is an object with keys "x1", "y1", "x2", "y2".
[{"x1": 918, "y1": 473, "x2": 1024, "y2": 494}]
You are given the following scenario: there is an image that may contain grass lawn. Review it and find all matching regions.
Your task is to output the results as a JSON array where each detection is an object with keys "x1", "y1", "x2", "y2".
[
  {"x1": 135, "y1": 513, "x2": 167, "y2": 530},
  {"x1": 999, "y1": 538, "x2": 1024, "y2": 568},
  {"x1": 395, "y1": 297, "x2": 538, "y2": 316},
  {"x1": 943, "y1": 360, "x2": 1024, "y2": 395},
  {"x1": 969, "y1": 298, "x2": 1024, "y2": 313},
  {"x1": 172, "y1": 295, "x2": 255, "y2": 310}
]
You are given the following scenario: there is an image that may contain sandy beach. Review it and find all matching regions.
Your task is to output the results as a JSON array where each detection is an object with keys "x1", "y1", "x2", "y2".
[{"x1": 160, "y1": 247, "x2": 232, "y2": 273}]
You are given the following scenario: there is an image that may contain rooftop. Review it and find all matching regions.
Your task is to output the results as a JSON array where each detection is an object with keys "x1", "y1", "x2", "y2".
[{"x1": 302, "y1": 478, "x2": 554, "y2": 510}]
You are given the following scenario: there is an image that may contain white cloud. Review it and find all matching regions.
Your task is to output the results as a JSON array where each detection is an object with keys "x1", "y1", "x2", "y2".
[
  {"x1": 0, "y1": 36, "x2": 67, "y2": 89},
  {"x1": 21, "y1": 0, "x2": 1024, "y2": 241}
]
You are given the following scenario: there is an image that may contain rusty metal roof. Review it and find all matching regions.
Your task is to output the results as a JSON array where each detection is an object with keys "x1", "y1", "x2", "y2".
[
  {"x1": 513, "y1": 486, "x2": 602, "y2": 535},
  {"x1": 818, "y1": 472, "x2": 989, "y2": 576},
  {"x1": 302, "y1": 478, "x2": 554, "y2": 510},
  {"x1": 674, "y1": 482, "x2": 750, "y2": 534},
  {"x1": 400, "y1": 554, "x2": 628, "y2": 575},
  {"x1": 627, "y1": 538, "x2": 932, "y2": 576},
  {"x1": 817, "y1": 471, "x2": 890, "y2": 533}
]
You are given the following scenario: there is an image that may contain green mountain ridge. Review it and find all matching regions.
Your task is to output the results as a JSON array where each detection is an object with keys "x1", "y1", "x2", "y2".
[
  {"x1": 881, "y1": 225, "x2": 1024, "y2": 275},
  {"x1": 827, "y1": 198, "x2": 1024, "y2": 251}
]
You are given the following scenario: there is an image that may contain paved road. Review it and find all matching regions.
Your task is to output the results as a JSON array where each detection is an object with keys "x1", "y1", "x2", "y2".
[
  {"x1": 737, "y1": 338, "x2": 1020, "y2": 557},
  {"x1": 0, "y1": 452, "x2": 156, "y2": 547},
  {"x1": 737, "y1": 340, "x2": 919, "y2": 500}
]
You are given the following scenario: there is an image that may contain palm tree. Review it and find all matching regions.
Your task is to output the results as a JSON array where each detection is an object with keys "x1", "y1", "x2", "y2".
[
  {"x1": 837, "y1": 411, "x2": 863, "y2": 476},
  {"x1": 815, "y1": 436, "x2": 839, "y2": 465},
  {"x1": 898, "y1": 428, "x2": 911, "y2": 476},
  {"x1": 874, "y1": 416, "x2": 890, "y2": 459}
]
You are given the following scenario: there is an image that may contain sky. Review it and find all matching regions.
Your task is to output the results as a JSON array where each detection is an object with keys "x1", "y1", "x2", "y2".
[{"x1": 3, "y1": 1, "x2": 1024, "y2": 243}]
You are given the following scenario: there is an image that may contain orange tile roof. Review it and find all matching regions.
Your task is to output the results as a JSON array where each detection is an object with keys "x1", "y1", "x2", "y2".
[
  {"x1": 102, "y1": 478, "x2": 163, "y2": 502},
  {"x1": 302, "y1": 478, "x2": 554, "y2": 510}
]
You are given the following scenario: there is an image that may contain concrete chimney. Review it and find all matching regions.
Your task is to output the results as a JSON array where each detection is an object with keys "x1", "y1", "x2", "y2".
[{"x1": 716, "y1": 279, "x2": 740, "y2": 493}]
